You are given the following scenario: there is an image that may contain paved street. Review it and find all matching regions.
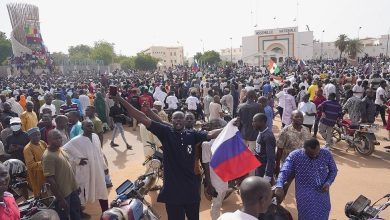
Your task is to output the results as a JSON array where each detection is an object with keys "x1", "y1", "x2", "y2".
[{"x1": 85, "y1": 117, "x2": 390, "y2": 219}]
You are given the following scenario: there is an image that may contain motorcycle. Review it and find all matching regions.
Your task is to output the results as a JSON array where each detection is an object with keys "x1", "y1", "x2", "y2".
[
  {"x1": 332, "y1": 119, "x2": 379, "y2": 156},
  {"x1": 3, "y1": 159, "x2": 30, "y2": 202},
  {"x1": 102, "y1": 172, "x2": 160, "y2": 220},
  {"x1": 222, "y1": 106, "x2": 233, "y2": 122},
  {"x1": 18, "y1": 183, "x2": 58, "y2": 220},
  {"x1": 139, "y1": 141, "x2": 164, "y2": 195},
  {"x1": 345, "y1": 193, "x2": 390, "y2": 219}
]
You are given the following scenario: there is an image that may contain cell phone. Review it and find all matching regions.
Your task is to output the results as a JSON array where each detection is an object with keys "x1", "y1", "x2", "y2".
[{"x1": 109, "y1": 85, "x2": 118, "y2": 97}]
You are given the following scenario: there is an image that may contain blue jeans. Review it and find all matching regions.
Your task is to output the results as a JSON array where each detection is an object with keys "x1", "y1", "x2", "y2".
[
  {"x1": 56, "y1": 190, "x2": 81, "y2": 220},
  {"x1": 111, "y1": 122, "x2": 129, "y2": 145}
]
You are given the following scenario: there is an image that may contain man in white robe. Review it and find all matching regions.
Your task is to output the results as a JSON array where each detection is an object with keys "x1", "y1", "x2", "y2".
[{"x1": 63, "y1": 120, "x2": 109, "y2": 212}]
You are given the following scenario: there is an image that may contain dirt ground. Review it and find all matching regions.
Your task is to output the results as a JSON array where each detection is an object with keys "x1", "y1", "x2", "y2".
[{"x1": 84, "y1": 117, "x2": 390, "y2": 220}]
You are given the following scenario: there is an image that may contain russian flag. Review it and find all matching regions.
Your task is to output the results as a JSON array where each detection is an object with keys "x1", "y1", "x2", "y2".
[
  {"x1": 299, "y1": 59, "x2": 306, "y2": 68},
  {"x1": 210, "y1": 120, "x2": 261, "y2": 182},
  {"x1": 192, "y1": 61, "x2": 199, "y2": 72}
]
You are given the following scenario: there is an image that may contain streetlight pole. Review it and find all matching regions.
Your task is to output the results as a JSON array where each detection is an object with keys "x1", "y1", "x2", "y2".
[
  {"x1": 387, "y1": 27, "x2": 390, "y2": 58},
  {"x1": 358, "y1": 26, "x2": 362, "y2": 40},
  {"x1": 230, "y1": 37, "x2": 233, "y2": 63},
  {"x1": 321, "y1": 30, "x2": 325, "y2": 60},
  {"x1": 200, "y1": 39, "x2": 204, "y2": 53}
]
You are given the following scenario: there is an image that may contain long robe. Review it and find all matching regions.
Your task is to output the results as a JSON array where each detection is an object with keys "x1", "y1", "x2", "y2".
[
  {"x1": 276, "y1": 148, "x2": 338, "y2": 220},
  {"x1": 63, "y1": 134, "x2": 108, "y2": 205},
  {"x1": 94, "y1": 92, "x2": 107, "y2": 123},
  {"x1": 23, "y1": 140, "x2": 47, "y2": 197}
]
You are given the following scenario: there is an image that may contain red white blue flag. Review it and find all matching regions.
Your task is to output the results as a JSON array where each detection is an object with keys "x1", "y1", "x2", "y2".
[{"x1": 210, "y1": 120, "x2": 261, "y2": 182}]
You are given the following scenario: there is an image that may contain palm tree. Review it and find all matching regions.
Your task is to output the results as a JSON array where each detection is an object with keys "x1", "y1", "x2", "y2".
[
  {"x1": 335, "y1": 34, "x2": 349, "y2": 59},
  {"x1": 346, "y1": 39, "x2": 363, "y2": 59}
]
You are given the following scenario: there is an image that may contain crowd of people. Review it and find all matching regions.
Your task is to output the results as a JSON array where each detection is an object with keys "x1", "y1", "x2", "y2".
[
  {"x1": 7, "y1": 50, "x2": 54, "y2": 75},
  {"x1": 0, "y1": 55, "x2": 389, "y2": 220}
]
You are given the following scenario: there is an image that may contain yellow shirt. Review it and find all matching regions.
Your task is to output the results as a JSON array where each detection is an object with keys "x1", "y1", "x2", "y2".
[
  {"x1": 20, "y1": 111, "x2": 38, "y2": 132},
  {"x1": 307, "y1": 85, "x2": 318, "y2": 101},
  {"x1": 23, "y1": 140, "x2": 47, "y2": 197}
]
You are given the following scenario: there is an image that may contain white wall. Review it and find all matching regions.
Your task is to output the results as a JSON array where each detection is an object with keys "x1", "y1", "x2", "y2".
[
  {"x1": 242, "y1": 35, "x2": 259, "y2": 66},
  {"x1": 297, "y1": 31, "x2": 314, "y2": 60}
]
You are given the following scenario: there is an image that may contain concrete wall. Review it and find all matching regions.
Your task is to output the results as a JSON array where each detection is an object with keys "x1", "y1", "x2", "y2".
[
  {"x1": 242, "y1": 28, "x2": 314, "y2": 66},
  {"x1": 297, "y1": 31, "x2": 314, "y2": 60},
  {"x1": 242, "y1": 35, "x2": 260, "y2": 66},
  {"x1": 220, "y1": 47, "x2": 242, "y2": 63}
]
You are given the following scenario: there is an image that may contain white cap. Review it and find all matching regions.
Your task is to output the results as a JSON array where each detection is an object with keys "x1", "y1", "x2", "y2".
[
  {"x1": 10, "y1": 117, "x2": 21, "y2": 124},
  {"x1": 153, "y1": 101, "x2": 163, "y2": 106}
]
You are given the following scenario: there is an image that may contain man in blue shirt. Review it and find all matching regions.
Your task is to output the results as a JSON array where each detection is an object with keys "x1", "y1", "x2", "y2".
[
  {"x1": 317, "y1": 93, "x2": 342, "y2": 149},
  {"x1": 275, "y1": 138, "x2": 338, "y2": 220},
  {"x1": 258, "y1": 96, "x2": 273, "y2": 130},
  {"x1": 262, "y1": 81, "x2": 272, "y2": 97},
  {"x1": 252, "y1": 113, "x2": 276, "y2": 183},
  {"x1": 114, "y1": 94, "x2": 225, "y2": 220}
]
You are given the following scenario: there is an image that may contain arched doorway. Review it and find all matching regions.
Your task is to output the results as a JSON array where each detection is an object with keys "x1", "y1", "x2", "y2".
[{"x1": 266, "y1": 43, "x2": 287, "y2": 64}]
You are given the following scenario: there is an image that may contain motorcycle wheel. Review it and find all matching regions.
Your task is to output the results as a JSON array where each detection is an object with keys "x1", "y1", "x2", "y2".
[
  {"x1": 332, "y1": 125, "x2": 342, "y2": 143},
  {"x1": 355, "y1": 133, "x2": 375, "y2": 156}
]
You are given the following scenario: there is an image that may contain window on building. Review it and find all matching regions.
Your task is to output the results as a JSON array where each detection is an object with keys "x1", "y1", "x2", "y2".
[{"x1": 174, "y1": 52, "x2": 176, "y2": 56}]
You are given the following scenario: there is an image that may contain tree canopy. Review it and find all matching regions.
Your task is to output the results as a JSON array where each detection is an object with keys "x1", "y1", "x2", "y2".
[
  {"x1": 134, "y1": 53, "x2": 158, "y2": 71},
  {"x1": 334, "y1": 34, "x2": 363, "y2": 59},
  {"x1": 68, "y1": 44, "x2": 92, "y2": 61},
  {"x1": 0, "y1": 32, "x2": 12, "y2": 65},
  {"x1": 91, "y1": 41, "x2": 115, "y2": 65},
  {"x1": 194, "y1": 50, "x2": 221, "y2": 65},
  {"x1": 346, "y1": 39, "x2": 363, "y2": 59},
  {"x1": 335, "y1": 34, "x2": 349, "y2": 59}
]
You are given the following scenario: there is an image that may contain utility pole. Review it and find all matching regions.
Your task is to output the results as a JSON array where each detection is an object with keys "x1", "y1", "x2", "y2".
[
  {"x1": 387, "y1": 28, "x2": 390, "y2": 57},
  {"x1": 358, "y1": 26, "x2": 362, "y2": 40},
  {"x1": 321, "y1": 30, "x2": 325, "y2": 60},
  {"x1": 230, "y1": 37, "x2": 233, "y2": 63}
]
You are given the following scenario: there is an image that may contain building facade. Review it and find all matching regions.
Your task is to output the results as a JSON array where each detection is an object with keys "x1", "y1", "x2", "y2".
[
  {"x1": 242, "y1": 27, "x2": 314, "y2": 66},
  {"x1": 141, "y1": 46, "x2": 184, "y2": 68},
  {"x1": 313, "y1": 35, "x2": 390, "y2": 59},
  {"x1": 220, "y1": 47, "x2": 242, "y2": 63}
]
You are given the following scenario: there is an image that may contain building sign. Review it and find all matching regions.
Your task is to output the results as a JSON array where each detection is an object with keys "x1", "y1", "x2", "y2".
[{"x1": 255, "y1": 27, "x2": 297, "y2": 36}]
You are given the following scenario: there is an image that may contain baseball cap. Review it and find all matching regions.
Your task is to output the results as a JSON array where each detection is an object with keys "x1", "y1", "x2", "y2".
[
  {"x1": 153, "y1": 101, "x2": 163, "y2": 106},
  {"x1": 10, "y1": 117, "x2": 21, "y2": 125}
]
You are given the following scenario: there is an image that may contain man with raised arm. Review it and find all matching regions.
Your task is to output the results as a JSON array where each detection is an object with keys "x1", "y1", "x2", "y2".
[{"x1": 114, "y1": 94, "x2": 225, "y2": 220}]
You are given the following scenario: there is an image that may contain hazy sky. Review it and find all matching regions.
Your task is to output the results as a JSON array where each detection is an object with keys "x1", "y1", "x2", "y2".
[{"x1": 1, "y1": 0, "x2": 389, "y2": 57}]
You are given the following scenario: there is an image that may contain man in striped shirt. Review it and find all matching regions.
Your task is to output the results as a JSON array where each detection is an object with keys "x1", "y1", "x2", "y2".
[
  {"x1": 317, "y1": 93, "x2": 342, "y2": 149},
  {"x1": 60, "y1": 95, "x2": 80, "y2": 115}
]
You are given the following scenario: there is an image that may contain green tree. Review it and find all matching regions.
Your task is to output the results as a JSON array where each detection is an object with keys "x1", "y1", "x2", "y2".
[
  {"x1": 68, "y1": 44, "x2": 92, "y2": 61},
  {"x1": 194, "y1": 52, "x2": 203, "y2": 62},
  {"x1": 50, "y1": 52, "x2": 69, "y2": 64},
  {"x1": 346, "y1": 39, "x2": 363, "y2": 59},
  {"x1": 114, "y1": 55, "x2": 128, "y2": 63},
  {"x1": 201, "y1": 50, "x2": 221, "y2": 65},
  {"x1": 120, "y1": 56, "x2": 135, "y2": 70},
  {"x1": 91, "y1": 41, "x2": 115, "y2": 65},
  {"x1": 0, "y1": 32, "x2": 12, "y2": 65},
  {"x1": 134, "y1": 53, "x2": 158, "y2": 71},
  {"x1": 335, "y1": 34, "x2": 349, "y2": 59}
]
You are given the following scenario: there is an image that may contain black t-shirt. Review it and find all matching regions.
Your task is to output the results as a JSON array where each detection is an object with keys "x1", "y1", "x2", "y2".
[
  {"x1": 130, "y1": 95, "x2": 140, "y2": 110},
  {"x1": 147, "y1": 121, "x2": 208, "y2": 204},
  {"x1": 5, "y1": 131, "x2": 29, "y2": 162}
]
